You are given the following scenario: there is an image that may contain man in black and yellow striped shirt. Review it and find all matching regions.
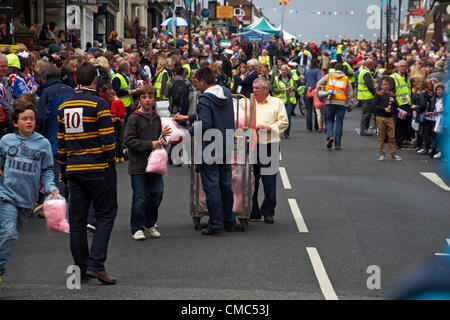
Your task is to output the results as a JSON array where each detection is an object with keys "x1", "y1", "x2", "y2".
[{"x1": 58, "y1": 62, "x2": 118, "y2": 285}]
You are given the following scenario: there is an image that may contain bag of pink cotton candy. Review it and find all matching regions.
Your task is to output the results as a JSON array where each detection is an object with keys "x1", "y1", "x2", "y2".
[{"x1": 43, "y1": 194, "x2": 70, "y2": 233}]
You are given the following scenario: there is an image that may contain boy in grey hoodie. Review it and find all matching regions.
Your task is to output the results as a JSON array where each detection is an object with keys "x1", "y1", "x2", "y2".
[{"x1": 0, "y1": 100, "x2": 58, "y2": 286}]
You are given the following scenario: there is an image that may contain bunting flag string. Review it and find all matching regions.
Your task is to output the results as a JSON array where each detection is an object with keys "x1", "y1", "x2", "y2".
[
  {"x1": 256, "y1": 7, "x2": 403, "y2": 14},
  {"x1": 296, "y1": 33, "x2": 380, "y2": 39},
  {"x1": 256, "y1": 8, "x2": 365, "y2": 15}
]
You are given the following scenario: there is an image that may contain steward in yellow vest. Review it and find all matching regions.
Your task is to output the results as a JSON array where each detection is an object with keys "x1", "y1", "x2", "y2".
[
  {"x1": 390, "y1": 71, "x2": 411, "y2": 107},
  {"x1": 357, "y1": 67, "x2": 375, "y2": 101},
  {"x1": 111, "y1": 63, "x2": 134, "y2": 109},
  {"x1": 259, "y1": 54, "x2": 271, "y2": 70},
  {"x1": 154, "y1": 68, "x2": 170, "y2": 101}
]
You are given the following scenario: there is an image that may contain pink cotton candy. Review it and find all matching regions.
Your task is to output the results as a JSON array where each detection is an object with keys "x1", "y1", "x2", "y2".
[
  {"x1": 196, "y1": 155, "x2": 254, "y2": 213},
  {"x1": 233, "y1": 98, "x2": 251, "y2": 129},
  {"x1": 161, "y1": 117, "x2": 185, "y2": 144},
  {"x1": 44, "y1": 196, "x2": 69, "y2": 233},
  {"x1": 146, "y1": 148, "x2": 168, "y2": 175}
]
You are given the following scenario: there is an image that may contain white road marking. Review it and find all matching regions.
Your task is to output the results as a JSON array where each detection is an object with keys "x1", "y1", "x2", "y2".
[
  {"x1": 288, "y1": 199, "x2": 309, "y2": 233},
  {"x1": 435, "y1": 253, "x2": 450, "y2": 256},
  {"x1": 307, "y1": 247, "x2": 339, "y2": 300},
  {"x1": 279, "y1": 167, "x2": 292, "y2": 189},
  {"x1": 420, "y1": 172, "x2": 450, "y2": 191},
  {"x1": 447, "y1": 239, "x2": 450, "y2": 247},
  {"x1": 279, "y1": 151, "x2": 282, "y2": 161}
]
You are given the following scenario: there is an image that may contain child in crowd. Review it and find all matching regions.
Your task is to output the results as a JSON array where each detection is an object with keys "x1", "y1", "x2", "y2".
[
  {"x1": 373, "y1": 76, "x2": 402, "y2": 161},
  {"x1": 123, "y1": 85, "x2": 171, "y2": 241},
  {"x1": 105, "y1": 88, "x2": 126, "y2": 163},
  {"x1": 429, "y1": 83, "x2": 444, "y2": 159},
  {"x1": 306, "y1": 87, "x2": 325, "y2": 132},
  {"x1": 416, "y1": 79, "x2": 434, "y2": 155},
  {"x1": 0, "y1": 100, "x2": 58, "y2": 286}
]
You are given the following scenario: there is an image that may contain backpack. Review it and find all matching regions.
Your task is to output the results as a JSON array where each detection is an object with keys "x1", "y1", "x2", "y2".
[{"x1": 169, "y1": 79, "x2": 189, "y2": 114}]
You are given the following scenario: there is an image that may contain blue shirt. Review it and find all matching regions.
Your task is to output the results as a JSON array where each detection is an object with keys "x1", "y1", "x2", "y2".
[{"x1": 305, "y1": 68, "x2": 323, "y2": 89}]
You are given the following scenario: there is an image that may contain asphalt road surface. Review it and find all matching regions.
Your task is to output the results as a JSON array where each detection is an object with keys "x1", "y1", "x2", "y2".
[{"x1": 1, "y1": 107, "x2": 449, "y2": 300}]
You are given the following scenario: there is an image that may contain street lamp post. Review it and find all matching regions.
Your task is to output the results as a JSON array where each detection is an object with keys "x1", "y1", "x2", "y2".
[
  {"x1": 397, "y1": 0, "x2": 402, "y2": 58},
  {"x1": 386, "y1": 0, "x2": 391, "y2": 62},
  {"x1": 188, "y1": 0, "x2": 192, "y2": 55}
]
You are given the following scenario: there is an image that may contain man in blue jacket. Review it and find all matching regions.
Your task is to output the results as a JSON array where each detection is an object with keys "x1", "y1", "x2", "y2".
[
  {"x1": 36, "y1": 63, "x2": 74, "y2": 197},
  {"x1": 188, "y1": 67, "x2": 236, "y2": 236}
]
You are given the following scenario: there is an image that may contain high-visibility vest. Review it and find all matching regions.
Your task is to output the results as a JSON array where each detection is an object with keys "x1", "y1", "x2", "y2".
[
  {"x1": 111, "y1": 72, "x2": 132, "y2": 107},
  {"x1": 291, "y1": 69, "x2": 300, "y2": 82},
  {"x1": 357, "y1": 68, "x2": 374, "y2": 101},
  {"x1": 328, "y1": 68, "x2": 335, "y2": 74},
  {"x1": 390, "y1": 72, "x2": 411, "y2": 106},
  {"x1": 154, "y1": 69, "x2": 169, "y2": 100},
  {"x1": 377, "y1": 68, "x2": 386, "y2": 76},
  {"x1": 183, "y1": 63, "x2": 191, "y2": 80},
  {"x1": 258, "y1": 55, "x2": 271, "y2": 70},
  {"x1": 337, "y1": 45, "x2": 344, "y2": 55},
  {"x1": 325, "y1": 74, "x2": 349, "y2": 101},
  {"x1": 343, "y1": 61, "x2": 355, "y2": 83},
  {"x1": 273, "y1": 76, "x2": 296, "y2": 105}
]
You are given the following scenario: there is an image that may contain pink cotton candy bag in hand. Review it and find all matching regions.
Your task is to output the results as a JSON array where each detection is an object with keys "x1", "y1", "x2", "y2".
[
  {"x1": 161, "y1": 117, "x2": 185, "y2": 144},
  {"x1": 43, "y1": 194, "x2": 70, "y2": 233},
  {"x1": 146, "y1": 147, "x2": 168, "y2": 175}
]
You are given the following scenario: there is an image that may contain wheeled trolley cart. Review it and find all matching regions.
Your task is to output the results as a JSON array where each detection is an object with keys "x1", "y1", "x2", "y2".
[{"x1": 190, "y1": 94, "x2": 254, "y2": 231}]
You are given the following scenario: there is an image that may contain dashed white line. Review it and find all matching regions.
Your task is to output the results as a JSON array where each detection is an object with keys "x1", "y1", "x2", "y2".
[
  {"x1": 420, "y1": 172, "x2": 450, "y2": 191},
  {"x1": 307, "y1": 247, "x2": 339, "y2": 300},
  {"x1": 288, "y1": 199, "x2": 309, "y2": 233},
  {"x1": 279, "y1": 151, "x2": 282, "y2": 161},
  {"x1": 435, "y1": 253, "x2": 450, "y2": 256},
  {"x1": 279, "y1": 167, "x2": 292, "y2": 189}
]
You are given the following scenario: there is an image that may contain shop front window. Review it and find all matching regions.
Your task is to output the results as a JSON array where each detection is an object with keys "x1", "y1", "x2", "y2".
[{"x1": 45, "y1": 0, "x2": 66, "y2": 33}]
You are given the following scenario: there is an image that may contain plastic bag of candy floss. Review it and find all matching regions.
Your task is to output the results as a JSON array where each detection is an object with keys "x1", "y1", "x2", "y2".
[{"x1": 43, "y1": 194, "x2": 70, "y2": 233}]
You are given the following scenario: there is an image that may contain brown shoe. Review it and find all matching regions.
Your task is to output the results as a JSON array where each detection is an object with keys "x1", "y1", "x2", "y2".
[
  {"x1": 335, "y1": 146, "x2": 342, "y2": 150},
  {"x1": 86, "y1": 270, "x2": 117, "y2": 285},
  {"x1": 264, "y1": 216, "x2": 274, "y2": 224}
]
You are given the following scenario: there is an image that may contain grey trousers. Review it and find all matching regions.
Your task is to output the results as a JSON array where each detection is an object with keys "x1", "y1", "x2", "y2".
[{"x1": 360, "y1": 99, "x2": 374, "y2": 131}]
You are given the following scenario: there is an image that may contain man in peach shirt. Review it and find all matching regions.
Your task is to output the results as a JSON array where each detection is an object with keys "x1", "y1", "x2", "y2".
[{"x1": 251, "y1": 78, "x2": 288, "y2": 224}]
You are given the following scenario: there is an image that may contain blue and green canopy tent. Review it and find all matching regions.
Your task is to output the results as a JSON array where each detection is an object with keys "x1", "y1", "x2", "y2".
[
  {"x1": 242, "y1": 17, "x2": 281, "y2": 36},
  {"x1": 235, "y1": 30, "x2": 274, "y2": 41}
]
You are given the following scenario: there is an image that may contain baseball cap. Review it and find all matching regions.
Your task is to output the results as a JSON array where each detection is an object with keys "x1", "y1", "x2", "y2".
[{"x1": 6, "y1": 54, "x2": 20, "y2": 69}]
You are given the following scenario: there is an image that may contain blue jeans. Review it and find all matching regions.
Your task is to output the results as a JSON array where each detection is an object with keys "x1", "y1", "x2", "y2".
[
  {"x1": 68, "y1": 166, "x2": 117, "y2": 273},
  {"x1": 284, "y1": 103, "x2": 294, "y2": 137},
  {"x1": 0, "y1": 200, "x2": 32, "y2": 276},
  {"x1": 200, "y1": 163, "x2": 235, "y2": 232},
  {"x1": 325, "y1": 104, "x2": 347, "y2": 147},
  {"x1": 130, "y1": 173, "x2": 164, "y2": 234}
]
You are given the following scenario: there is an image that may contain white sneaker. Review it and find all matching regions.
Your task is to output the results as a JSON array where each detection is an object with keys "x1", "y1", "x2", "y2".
[
  {"x1": 391, "y1": 155, "x2": 402, "y2": 161},
  {"x1": 132, "y1": 230, "x2": 146, "y2": 241},
  {"x1": 377, "y1": 155, "x2": 386, "y2": 161},
  {"x1": 144, "y1": 226, "x2": 161, "y2": 238},
  {"x1": 149, "y1": 227, "x2": 161, "y2": 238},
  {"x1": 433, "y1": 152, "x2": 441, "y2": 159}
]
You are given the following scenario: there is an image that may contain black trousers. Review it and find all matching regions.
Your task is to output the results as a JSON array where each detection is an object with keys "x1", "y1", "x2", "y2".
[{"x1": 68, "y1": 166, "x2": 117, "y2": 273}]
